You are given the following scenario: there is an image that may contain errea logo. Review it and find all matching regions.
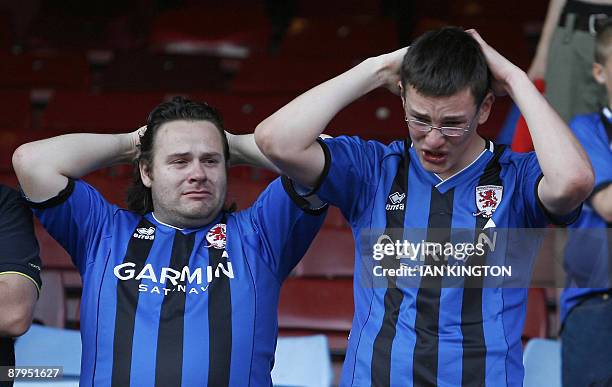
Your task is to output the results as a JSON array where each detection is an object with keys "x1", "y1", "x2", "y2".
[
  {"x1": 133, "y1": 226, "x2": 155, "y2": 240},
  {"x1": 386, "y1": 192, "x2": 406, "y2": 211}
]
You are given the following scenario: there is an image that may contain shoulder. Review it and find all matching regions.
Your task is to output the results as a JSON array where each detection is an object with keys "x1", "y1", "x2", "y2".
[{"x1": 323, "y1": 135, "x2": 406, "y2": 162}]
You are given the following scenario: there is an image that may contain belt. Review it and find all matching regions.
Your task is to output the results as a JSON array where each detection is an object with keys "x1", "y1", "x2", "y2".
[{"x1": 558, "y1": 0, "x2": 612, "y2": 34}]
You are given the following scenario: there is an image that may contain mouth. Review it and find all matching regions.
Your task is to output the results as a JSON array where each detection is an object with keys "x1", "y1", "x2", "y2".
[
  {"x1": 183, "y1": 190, "x2": 212, "y2": 199},
  {"x1": 421, "y1": 149, "x2": 447, "y2": 165}
]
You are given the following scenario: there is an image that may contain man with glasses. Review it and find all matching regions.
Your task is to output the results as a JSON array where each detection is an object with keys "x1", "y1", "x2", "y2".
[{"x1": 255, "y1": 27, "x2": 593, "y2": 386}]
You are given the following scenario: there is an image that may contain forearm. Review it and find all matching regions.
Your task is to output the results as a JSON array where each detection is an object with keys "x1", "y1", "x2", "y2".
[
  {"x1": 13, "y1": 132, "x2": 138, "y2": 202},
  {"x1": 256, "y1": 56, "x2": 384, "y2": 157},
  {"x1": 226, "y1": 133, "x2": 280, "y2": 173},
  {"x1": 507, "y1": 71, "x2": 594, "y2": 210},
  {"x1": 592, "y1": 185, "x2": 612, "y2": 222},
  {"x1": 532, "y1": 0, "x2": 565, "y2": 67}
]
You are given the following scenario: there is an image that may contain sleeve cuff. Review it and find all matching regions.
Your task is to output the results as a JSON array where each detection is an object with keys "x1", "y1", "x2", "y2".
[
  {"x1": 296, "y1": 138, "x2": 331, "y2": 197},
  {"x1": 0, "y1": 265, "x2": 42, "y2": 294},
  {"x1": 22, "y1": 179, "x2": 75, "y2": 210},
  {"x1": 535, "y1": 174, "x2": 582, "y2": 226},
  {"x1": 281, "y1": 176, "x2": 328, "y2": 216}
]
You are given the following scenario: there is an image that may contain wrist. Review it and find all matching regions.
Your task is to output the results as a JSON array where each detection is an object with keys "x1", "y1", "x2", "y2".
[{"x1": 120, "y1": 132, "x2": 140, "y2": 163}]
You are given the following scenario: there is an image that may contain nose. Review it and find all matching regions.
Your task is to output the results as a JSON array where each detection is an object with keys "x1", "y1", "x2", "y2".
[
  {"x1": 187, "y1": 161, "x2": 207, "y2": 183},
  {"x1": 423, "y1": 128, "x2": 446, "y2": 148}
]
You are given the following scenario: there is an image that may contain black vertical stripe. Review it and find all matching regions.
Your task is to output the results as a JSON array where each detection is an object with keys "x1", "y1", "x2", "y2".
[
  {"x1": 208, "y1": 215, "x2": 232, "y2": 387},
  {"x1": 111, "y1": 219, "x2": 156, "y2": 387},
  {"x1": 371, "y1": 140, "x2": 410, "y2": 387},
  {"x1": 154, "y1": 231, "x2": 195, "y2": 387},
  {"x1": 413, "y1": 187, "x2": 455, "y2": 387},
  {"x1": 461, "y1": 143, "x2": 505, "y2": 387}
]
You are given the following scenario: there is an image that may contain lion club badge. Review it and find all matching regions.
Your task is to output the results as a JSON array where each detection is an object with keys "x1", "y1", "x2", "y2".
[
  {"x1": 206, "y1": 223, "x2": 226, "y2": 249},
  {"x1": 472, "y1": 185, "x2": 503, "y2": 218}
]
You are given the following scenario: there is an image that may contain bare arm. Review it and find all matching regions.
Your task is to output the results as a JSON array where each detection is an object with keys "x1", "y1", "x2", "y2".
[
  {"x1": 226, "y1": 132, "x2": 280, "y2": 173},
  {"x1": 592, "y1": 185, "x2": 612, "y2": 222},
  {"x1": 0, "y1": 274, "x2": 37, "y2": 337},
  {"x1": 255, "y1": 48, "x2": 407, "y2": 188},
  {"x1": 13, "y1": 131, "x2": 140, "y2": 203},
  {"x1": 470, "y1": 29, "x2": 594, "y2": 215},
  {"x1": 527, "y1": 0, "x2": 566, "y2": 80}
]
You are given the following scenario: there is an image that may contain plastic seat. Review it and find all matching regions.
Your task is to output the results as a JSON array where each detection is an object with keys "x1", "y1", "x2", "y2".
[
  {"x1": 150, "y1": 4, "x2": 270, "y2": 58},
  {"x1": 296, "y1": 228, "x2": 355, "y2": 278},
  {"x1": 15, "y1": 324, "x2": 81, "y2": 385},
  {"x1": 522, "y1": 288, "x2": 548, "y2": 343},
  {"x1": 32, "y1": 271, "x2": 65, "y2": 328},
  {"x1": 272, "y1": 335, "x2": 333, "y2": 387},
  {"x1": 230, "y1": 56, "x2": 353, "y2": 94},
  {"x1": 100, "y1": 53, "x2": 225, "y2": 93},
  {"x1": 35, "y1": 221, "x2": 73, "y2": 270},
  {"x1": 278, "y1": 278, "x2": 353, "y2": 354},
  {"x1": 523, "y1": 338, "x2": 561, "y2": 387},
  {"x1": 0, "y1": 91, "x2": 31, "y2": 129},
  {"x1": 190, "y1": 92, "x2": 293, "y2": 134},
  {"x1": 42, "y1": 91, "x2": 167, "y2": 133},
  {"x1": 0, "y1": 53, "x2": 89, "y2": 91},
  {"x1": 277, "y1": 18, "x2": 397, "y2": 60}
]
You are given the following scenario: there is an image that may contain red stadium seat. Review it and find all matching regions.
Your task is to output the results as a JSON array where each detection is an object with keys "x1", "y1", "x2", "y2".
[
  {"x1": 325, "y1": 92, "x2": 405, "y2": 142},
  {"x1": 0, "y1": 11, "x2": 13, "y2": 52},
  {"x1": 278, "y1": 277, "x2": 354, "y2": 354},
  {"x1": 230, "y1": 56, "x2": 353, "y2": 94},
  {"x1": 34, "y1": 271, "x2": 66, "y2": 328},
  {"x1": 226, "y1": 177, "x2": 269, "y2": 211},
  {"x1": 0, "y1": 91, "x2": 31, "y2": 129},
  {"x1": 150, "y1": 4, "x2": 270, "y2": 58},
  {"x1": 190, "y1": 92, "x2": 293, "y2": 134},
  {"x1": 42, "y1": 91, "x2": 167, "y2": 133},
  {"x1": 296, "y1": 227, "x2": 355, "y2": 278},
  {"x1": 0, "y1": 52, "x2": 89, "y2": 91},
  {"x1": 35, "y1": 221, "x2": 73, "y2": 271},
  {"x1": 278, "y1": 18, "x2": 397, "y2": 60},
  {"x1": 100, "y1": 53, "x2": 226, "y2": 93},
  {"x1": 522, "y1": 287, "x2": 549, "y2": 343}
]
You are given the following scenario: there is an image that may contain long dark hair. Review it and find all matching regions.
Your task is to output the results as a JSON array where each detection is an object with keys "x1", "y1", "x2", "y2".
[{"x1": 126, "y1": 96, "x2": 229, "y2": 214}]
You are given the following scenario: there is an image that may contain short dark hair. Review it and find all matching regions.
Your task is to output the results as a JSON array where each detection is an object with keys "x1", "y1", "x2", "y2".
[
  {"x1": 400, "y1": 26, "x2": 491, "y2": 106},
  {"x1": 595, "y1": 18, "x2": 612, "y2": 64},
  {"x1": 127, "y1": 96, "x2": 229, "y2": 215}
]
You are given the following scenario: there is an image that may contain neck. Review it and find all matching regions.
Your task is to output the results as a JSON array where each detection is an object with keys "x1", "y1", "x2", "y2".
[{"x1": 152, "y1": 211, "x2": 221, "y2": 230}]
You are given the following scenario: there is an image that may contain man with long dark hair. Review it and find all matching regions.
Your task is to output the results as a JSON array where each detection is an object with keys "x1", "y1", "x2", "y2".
[
  {"x1": 13, "y1": 96, "x2": 326, "y2": 386},
  {"x1": 255, "y1": 27, "x2": 594, "y2": 386}
]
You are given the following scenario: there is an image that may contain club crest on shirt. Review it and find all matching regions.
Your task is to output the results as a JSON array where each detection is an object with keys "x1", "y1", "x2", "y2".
[
  {"x1": 206, "y1": 223, "x2": 226, "y2": 249},
  {"x1": 472, "y1": 185, "x2": 503, "y2": 218},
  {"x1": 133, "y1": 226, "x2": 155, "y2": 240}
]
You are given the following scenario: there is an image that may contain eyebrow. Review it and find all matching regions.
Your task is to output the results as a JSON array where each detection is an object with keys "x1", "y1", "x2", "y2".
[
  {"x1": 165, "y1": 152, "x2": 222, "y2": 160},
  {"x1": 407, "y1": 109, "x2": 468, "y2": 123}
]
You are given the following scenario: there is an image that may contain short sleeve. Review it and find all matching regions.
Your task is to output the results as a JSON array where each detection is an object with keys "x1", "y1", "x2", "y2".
[
  {"x1": 570, "y1": 115, "x2": 612, "y2": 201},
  {"x1": 314, "y1": 136, "x2": 382, "y2": 224},
  {"x1": 27, "y1": 179, "x2": 115, "y2": 273},
  {"x1": 517, "y1": 152, "x2": 581, "y2": 227},
  {"x1": 245, "y1": 177, "x2": 326, "y2": 280},
  {"x1": 0, "y1": 185, "x2": 42, "y2": 291}
]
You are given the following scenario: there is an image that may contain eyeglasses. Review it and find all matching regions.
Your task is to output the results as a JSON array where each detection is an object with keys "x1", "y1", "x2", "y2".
[{"x1": 404, "y1": 107, "x2": 481, "y2": 138}]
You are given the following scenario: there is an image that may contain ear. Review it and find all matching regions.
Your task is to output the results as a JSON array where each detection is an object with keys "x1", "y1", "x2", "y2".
[
  {"x1": 399, "y1": 82, "x2": 407, "y2": 111},
  {"x1": 140, "y1": 160, "x2": 153, "y2": 188},
  {"x1": 593, "y1": 62, "x2": 606, "y2": 85},
  {"x1": 477, "y1": 92, "x2": 495, "y2": 125}
]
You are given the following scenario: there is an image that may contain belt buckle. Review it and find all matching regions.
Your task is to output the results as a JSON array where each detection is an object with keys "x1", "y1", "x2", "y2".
[{"x1": 589, "y1": 13, "x2": 608, "y2": 35}]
